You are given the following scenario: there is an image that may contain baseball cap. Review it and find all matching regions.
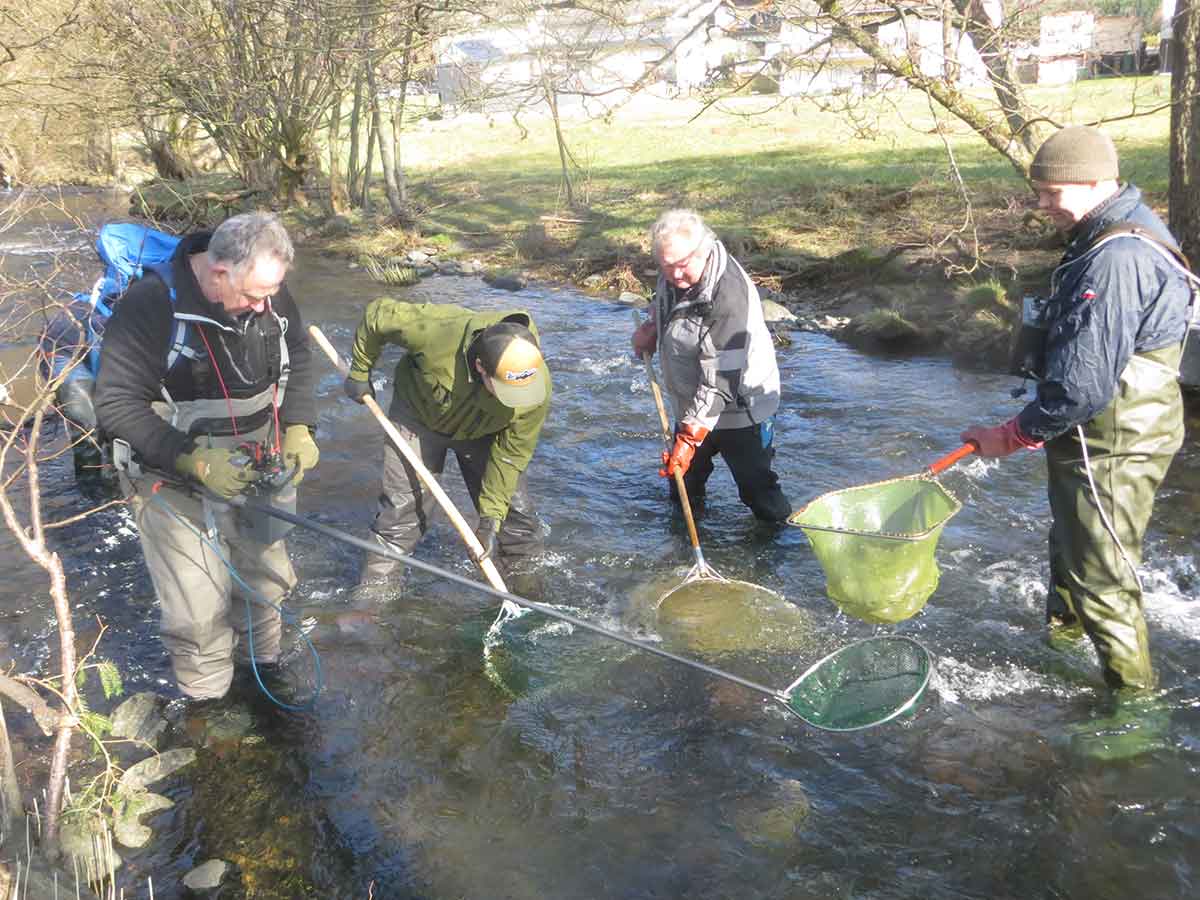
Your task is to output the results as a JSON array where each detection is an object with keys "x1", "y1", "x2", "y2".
[{"x1": 473, "y1": 321, "x2": 549, "y2": 408}]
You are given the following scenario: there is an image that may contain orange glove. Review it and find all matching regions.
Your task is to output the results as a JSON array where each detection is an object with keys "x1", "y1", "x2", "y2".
[
  {"x1": 660, "y1": 422, "x2": 710, "y2": 477},
  {"x1": 960, "y1": 417, "x2": 1042, "y2": 458}
]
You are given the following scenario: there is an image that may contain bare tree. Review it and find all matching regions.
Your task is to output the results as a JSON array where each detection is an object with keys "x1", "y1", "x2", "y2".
[{"x1": 93, "y1": 0, "x2": 361, "y2": 202}]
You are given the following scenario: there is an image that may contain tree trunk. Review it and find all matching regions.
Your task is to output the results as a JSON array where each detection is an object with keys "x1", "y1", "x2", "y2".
[
  {"x1": 0, "y1": 699, "x2": 21, "y2": 835},
  {"x1": 327, "y1": 87, "x2": 350, "y2": 215},
  {"x1": 365, "y1": 55, "x2": 405, "y2": 217},
  {"x1": 543, "y1": 73, "x2": 574, "y2": 206},
  {"x1": 361, "y1": 112, "x2": 376, "y2": 213},
  {"x1": 1169, "y1": 0, "x2": 1199, "y2": 263},
  {"x1": 347, "y1": 69, "x2": 366, "y2": 203},
  {"x1": 391, "y1": 28, "x2": 416, "y2": 206}
]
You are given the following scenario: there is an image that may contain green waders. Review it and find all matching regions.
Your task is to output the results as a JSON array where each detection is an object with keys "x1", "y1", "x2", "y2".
[{"x1": 1044, "y1": 344, "x2": 1184, "y2": 691}]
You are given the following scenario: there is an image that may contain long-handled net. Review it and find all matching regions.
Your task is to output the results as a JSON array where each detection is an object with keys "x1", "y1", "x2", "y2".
[
  {"x1": 238, "y1": 495, "x2": 936, "y2": 732},
  {"x1": 783, "y1": 635, "x2": 932, "y2": 730},
  {"x1": 632, "y1": 310, "x2": 781, "y2": 606},
  {"x1": 789, "y1": 445, "x2": 973, "y2": 623}
]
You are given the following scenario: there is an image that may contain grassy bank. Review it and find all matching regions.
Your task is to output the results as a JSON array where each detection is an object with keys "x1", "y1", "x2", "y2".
[
  {"x1": 315, "y1": 77, "x2": 1164, "y2": 365},
  {"x1": 385, "y1": 78, "x2": 1170, "y2": 269}
]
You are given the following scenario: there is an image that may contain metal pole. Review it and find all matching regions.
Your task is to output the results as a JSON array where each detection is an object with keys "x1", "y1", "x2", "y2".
[{"x1": 236, "y1": 495, "x2": 786, "y2": 702}]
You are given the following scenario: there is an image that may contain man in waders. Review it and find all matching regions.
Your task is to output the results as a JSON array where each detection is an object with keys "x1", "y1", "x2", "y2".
[
  {"x1": 343, "y1": 301, "x2": 550, "y2": 601},
  {"x1": 962, "y1": 127, "x2": 1193, "y2": 703},
  {"x1": 95, "y1": 213, "x2": 319, "y2": 703},
  {"x1": 631, "y1": 209, "x2": 790, "y2": 522}
]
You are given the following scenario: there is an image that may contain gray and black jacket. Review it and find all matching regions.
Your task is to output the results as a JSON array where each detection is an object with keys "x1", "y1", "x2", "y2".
[
  {"x1": 1017, "y1": 184, "x2": 1193, "y2": 443},
  {"x1": 95, "y1": 232, "x2": 316, "y2": 473},
  {"x1": 652, "y1": 239, "x2": 780, "y2": 431}
]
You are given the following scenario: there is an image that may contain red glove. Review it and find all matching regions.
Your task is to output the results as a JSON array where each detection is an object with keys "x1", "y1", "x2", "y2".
[
  {"x1": 631, "y1": 319, "x2": 657, "y2": 357},
  {"x1": 960, "y1": 417, "x2": 1043, "y2": 458},
  {"x1": 660, "y1": 422, "x2": 710, "y2": 477}
]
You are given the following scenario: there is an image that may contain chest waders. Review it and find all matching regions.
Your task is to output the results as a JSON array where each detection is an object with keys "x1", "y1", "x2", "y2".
[
  {"x1": 1039, "y1": 223, "x2": 1197, "y2": 691},
  {"x1": 1045, "y1": 344, "x2": 1184, "y2": 691},
  {"x1": 115, "y1": 315, "x2": 296, "y2": 700}
]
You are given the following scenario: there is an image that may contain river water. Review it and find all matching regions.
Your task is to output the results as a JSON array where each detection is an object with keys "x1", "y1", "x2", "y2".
[{"x1": 2, "y1": 192, "x2": 1199, "y2": 898}]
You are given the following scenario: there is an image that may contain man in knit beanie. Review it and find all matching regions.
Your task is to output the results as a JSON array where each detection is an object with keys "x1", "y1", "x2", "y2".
[{"x1": 962, "y1": 125, "x2": 1194, "y2": 719}]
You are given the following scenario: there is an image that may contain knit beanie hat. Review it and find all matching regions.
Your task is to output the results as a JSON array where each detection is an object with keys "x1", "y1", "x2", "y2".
[{"x1": 1029, "y1": 126, "x2": 1119, "y2": 184}]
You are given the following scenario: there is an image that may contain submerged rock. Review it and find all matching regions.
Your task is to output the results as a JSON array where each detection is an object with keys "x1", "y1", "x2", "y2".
[
  {"x1": 118, "y1": 747, "x2": 197, "y2": 792},
  {"x1": 59, "y1": 816, "x2": 122, "y2": 878},
  {"x1": 183, "y1": 858, "x2": 231, "y2": 892},
  {"x1": 731, "y1": 778, "x2": 812, "y2": 846},
  {"x1": 483, "y1": 271, "x2": 527, "y2": 291},
  {"x1": 110, "y1": 691, "x2": 167, "y2": 748},
  {"x1": 113, "y1": 791, "x2": 174, "y2": 848}
]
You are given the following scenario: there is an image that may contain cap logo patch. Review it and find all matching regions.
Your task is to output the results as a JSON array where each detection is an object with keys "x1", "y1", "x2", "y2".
[{"x1": 505, "y1": 367, "x2": 537, "y2": 382}]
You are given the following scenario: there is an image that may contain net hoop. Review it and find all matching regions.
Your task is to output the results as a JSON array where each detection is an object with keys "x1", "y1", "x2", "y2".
[
  {"x1": 790, "y1": 475, "x2": 962, "y2": 541},
  {"x1": 658, "y1": 576, "x2": 784, "y2": 607},
  {"x1": 780, "y1": 635, "x2": 933, "y2": 732}
]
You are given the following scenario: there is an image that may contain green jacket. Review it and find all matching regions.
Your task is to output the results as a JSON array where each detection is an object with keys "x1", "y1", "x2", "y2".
[{"x1": 348, "y1": 299, "x2": 551, "y2": 521}]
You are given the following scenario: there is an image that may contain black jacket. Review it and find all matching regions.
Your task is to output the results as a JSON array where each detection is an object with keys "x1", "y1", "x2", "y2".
[
  {"x1": 1017, "y1": 185, "x2": 1193, "y2": 442},
  {"x1": 95, "y1": 232, "x2": 316, "y2": 472}
]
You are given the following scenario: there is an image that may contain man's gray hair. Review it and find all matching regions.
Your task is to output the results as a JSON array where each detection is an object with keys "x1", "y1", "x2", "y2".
[
  {"x1": 208, "y1": 212, "x2": 294, "y2": 275},
  {"x1": 650, "y1": 209, "x2": 713, "y2": 254}
]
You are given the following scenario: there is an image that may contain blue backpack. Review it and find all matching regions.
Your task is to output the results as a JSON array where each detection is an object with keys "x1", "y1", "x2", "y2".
[{"x1": 81, "y1": 223, "x2": 182, "y2": 375}]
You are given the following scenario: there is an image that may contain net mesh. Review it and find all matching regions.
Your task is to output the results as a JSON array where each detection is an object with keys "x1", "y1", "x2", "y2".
[
  {"x1": 788, "y1": 476, "x2": 961, "y2": 623},
  {"x1": 784, "y1": 636, "x2": 931, "y2": 731}
]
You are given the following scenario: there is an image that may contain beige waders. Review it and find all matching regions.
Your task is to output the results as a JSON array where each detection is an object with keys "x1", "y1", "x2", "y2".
[{"x1": 123, "y1": 413, "x2": 296, "y2": 699}]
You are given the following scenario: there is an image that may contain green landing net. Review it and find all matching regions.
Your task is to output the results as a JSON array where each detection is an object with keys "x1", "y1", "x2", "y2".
[
  {"x1": 783, "y1": 635, "x2": 932, "y2": 731},
  {"x1": 789, "y1": 475, "x2": 962, "y2": 624}
]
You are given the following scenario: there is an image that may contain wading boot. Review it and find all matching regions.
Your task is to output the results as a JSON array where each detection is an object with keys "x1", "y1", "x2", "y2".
[
  {"x1": 1046, "y1": 612, "x2": 1087, "y2": 652},
  {"x1": 1066, "y1": 690, "x2": 1172, "y2": 762},
  {"x1": 166, "y1": 692, "x2": 256, "y2": 748},
  {"x1": 348, "y1": 538, "x2": 405, "y2": 608}
]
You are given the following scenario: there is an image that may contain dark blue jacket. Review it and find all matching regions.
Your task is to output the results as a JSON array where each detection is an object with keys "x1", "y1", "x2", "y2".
[{"x1": 1017, "y1": 185, "x2": 1193, "y2": 442}]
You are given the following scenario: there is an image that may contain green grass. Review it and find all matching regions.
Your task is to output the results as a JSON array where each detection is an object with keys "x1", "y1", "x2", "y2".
[{"x1": 397, "y1": 77, "x2": 1172, "y2": 267}]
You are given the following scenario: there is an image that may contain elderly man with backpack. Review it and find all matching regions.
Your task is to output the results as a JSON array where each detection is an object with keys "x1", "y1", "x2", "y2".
[
  {"x1": 95, "y1": 212, "x2": 319, "y2": 703},
  {"x1": 962, "y1": 126, "x2": 1196, "y2": 696}
]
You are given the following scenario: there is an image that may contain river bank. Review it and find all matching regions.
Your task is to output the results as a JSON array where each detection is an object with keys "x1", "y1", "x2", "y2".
[{"x1": 117, "y1": 81, "x2": 1175, "y2": 374}]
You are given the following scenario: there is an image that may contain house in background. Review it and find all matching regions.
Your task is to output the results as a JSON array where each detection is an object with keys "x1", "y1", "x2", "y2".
[
  {"x1": 432, "y1": 0, "x2": 1166, "y2": 113},
  {"x1": 1036, "y1": 11, "x2": 1143, "y2": 84},
  {"x1": 434, "y1": 2, "x2": 718, "y2": 112},
  {"x1": 433, "y1": 1, "x2": 997, "y2": 109}
]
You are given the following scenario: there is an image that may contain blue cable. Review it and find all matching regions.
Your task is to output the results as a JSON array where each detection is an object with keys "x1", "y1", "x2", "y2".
[{"x1": 149, "y1": 492, "x2": 323, "y2": 711}]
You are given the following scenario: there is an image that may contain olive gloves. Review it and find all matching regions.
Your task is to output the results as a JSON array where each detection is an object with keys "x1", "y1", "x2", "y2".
[
  {"x1": 175, "y1": 446, "x2": 256, "y2": 499},
  {"x1": 282, "y1": 424, "x2": 320, "y2": 485}
]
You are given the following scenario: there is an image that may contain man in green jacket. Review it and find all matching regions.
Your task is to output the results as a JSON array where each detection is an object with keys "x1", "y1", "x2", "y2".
[{"x1": 343, "y1": 300, "x2": 551, "y2": 597}]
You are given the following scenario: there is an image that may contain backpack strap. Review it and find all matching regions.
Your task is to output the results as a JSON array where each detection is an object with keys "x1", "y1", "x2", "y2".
[
  {"x1": 268, "y1": 302, "x2": 291, "y2": 408},
  {"x1": 139, "y1": 258, "x2": 202, "y2": 374},
  {"x1": 1089, "y1": 223, "x2": 1195, "y2": 274},
  {"x1": 1087, "y1": 223, "x2": 1200, "y2": 365}
]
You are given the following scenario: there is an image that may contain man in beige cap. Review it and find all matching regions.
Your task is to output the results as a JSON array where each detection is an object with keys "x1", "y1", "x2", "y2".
[
  {"x1": 343, "y1": 300, "x2": 551, "y2": 600},
  {"x1": 962, "y1": 126, "x2": 1195, "y2": 696}
]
